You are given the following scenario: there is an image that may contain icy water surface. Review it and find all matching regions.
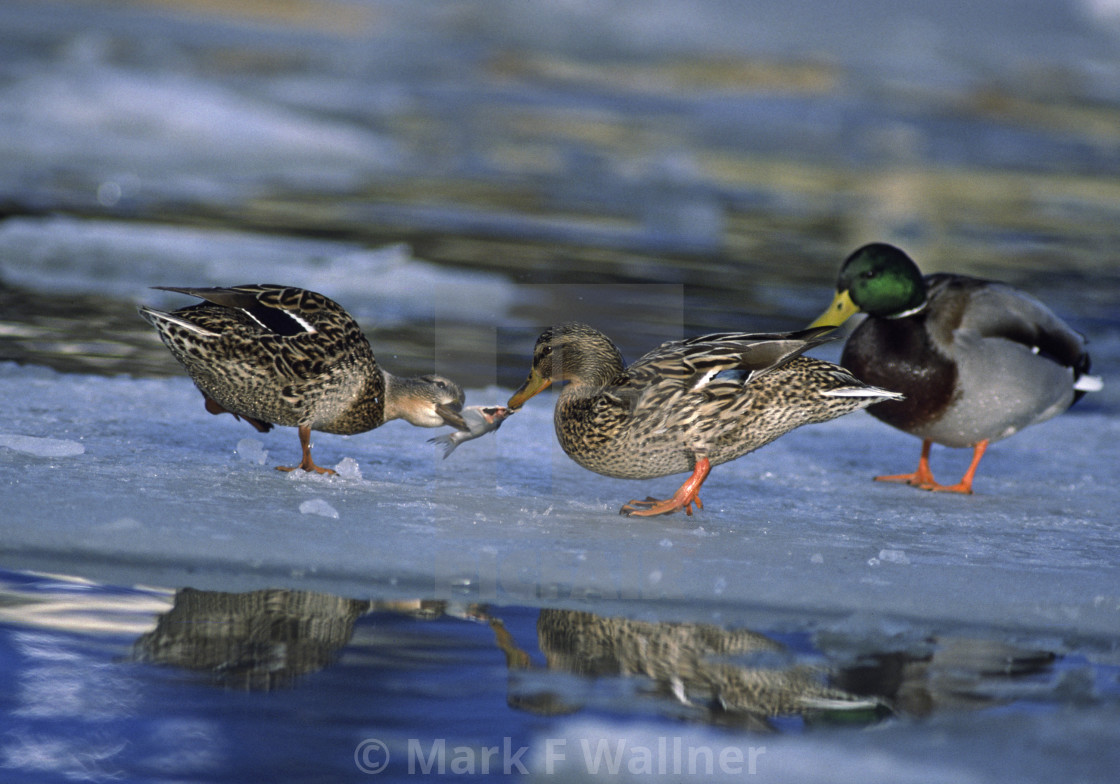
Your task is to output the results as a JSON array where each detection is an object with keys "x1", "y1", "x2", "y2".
[
  {"x1": 3, "y1": 569, "x2": 1119, "y2": 783},
  {"x1": 2, "y1": 0, "x2": 1120, "y2": 782}
]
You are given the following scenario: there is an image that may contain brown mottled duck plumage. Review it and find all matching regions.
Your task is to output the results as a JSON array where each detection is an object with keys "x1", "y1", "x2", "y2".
[
  {"x1": 508, "y1": 322, "x2": 903, "y2": 516},
  {"x1": 139, "y1": 284, "x2": 467, "y2": 474}
]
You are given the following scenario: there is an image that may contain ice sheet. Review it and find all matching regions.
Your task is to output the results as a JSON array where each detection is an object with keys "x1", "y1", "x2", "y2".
[{"x1": 1, "y1": 360, "x2": 1116, "y2": 638}]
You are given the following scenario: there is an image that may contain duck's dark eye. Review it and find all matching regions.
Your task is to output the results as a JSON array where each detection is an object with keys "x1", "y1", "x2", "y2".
[
  {"x1": 540, "y1": 345, "x2": 553, "y2": 357},
  {"x1": 861, "y1": 270, "x2": 876, "y2": 280}
]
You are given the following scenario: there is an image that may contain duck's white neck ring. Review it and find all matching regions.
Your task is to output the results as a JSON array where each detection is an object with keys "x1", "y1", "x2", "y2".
[{"x1": 886, "y1": 300, "x2": 928, "y2": 319}]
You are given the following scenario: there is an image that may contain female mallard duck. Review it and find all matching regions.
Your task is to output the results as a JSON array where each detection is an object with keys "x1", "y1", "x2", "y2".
[
  {"x1": 811, "y1": 243, "x2": 1101, "y2": 493},
  {"x1": 139, "y1": 284, "x2": 467, "y2": 475},
  {"x1": 507, "y1": 322, "x2": 902, "y2": 517}
]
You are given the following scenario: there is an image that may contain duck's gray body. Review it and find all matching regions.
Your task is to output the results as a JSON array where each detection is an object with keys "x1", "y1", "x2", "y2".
[{"x1": 843, "y1": 274, "x2": 1096, "y2": 448}]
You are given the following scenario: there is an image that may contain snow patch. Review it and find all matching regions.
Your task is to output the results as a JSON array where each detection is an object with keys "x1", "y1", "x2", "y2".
[
  {"x1": 236, "y1": 438, "x2": 267, "y2": 466},
  {"x1": 0, "y1": 434, "x2": 84, "y2": 458},
  {"x1": 299, "y1": 498, "x2": 340, "y2": 519},
  {"x1": 334, "y1": 457, "x2": 363, "y2": 480}
]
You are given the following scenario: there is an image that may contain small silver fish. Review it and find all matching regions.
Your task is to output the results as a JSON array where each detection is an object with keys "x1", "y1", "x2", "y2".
[{"x1": 428, "y1": 405, "x2": 512, "y2": 459}]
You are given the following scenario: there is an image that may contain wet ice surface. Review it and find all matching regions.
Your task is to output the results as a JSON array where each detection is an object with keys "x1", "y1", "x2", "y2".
[
  {"x1": 2, "y1": 0, "x2": 1120, "y2": 781},
  {"x1": 3, "y1": 360, "x2": 1118, "y2": 632}
]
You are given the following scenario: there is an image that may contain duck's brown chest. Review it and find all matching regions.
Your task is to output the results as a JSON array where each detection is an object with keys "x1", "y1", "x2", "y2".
[{"x1": 842, "y1": 316, "x2": 956, "y2": 434}]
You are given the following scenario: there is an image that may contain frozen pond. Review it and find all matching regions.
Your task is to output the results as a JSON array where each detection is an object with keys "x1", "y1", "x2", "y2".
[{"x1": 1, "y1": 0, "x2": 1119, "y2": 782}]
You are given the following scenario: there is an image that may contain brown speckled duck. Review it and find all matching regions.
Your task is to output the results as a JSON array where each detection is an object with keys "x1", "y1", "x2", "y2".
[
  {"x1": 507, "y1": 322, "x2": 903, "y2": 516},
  {"x1": 811, "y1": 243, "x2": 1101, "y2": 493},
  {"x1": 139, "y1": 284, "x2": 467, "y2": 475}
]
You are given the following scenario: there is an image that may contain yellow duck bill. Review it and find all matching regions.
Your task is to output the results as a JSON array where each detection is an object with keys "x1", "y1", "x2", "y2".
[
  {"x1": 809, "y1": 289, "x2": 860, "y2": 329},
  {"x1": 507, "y1": 369, "x2": 552, "y2": 410}
]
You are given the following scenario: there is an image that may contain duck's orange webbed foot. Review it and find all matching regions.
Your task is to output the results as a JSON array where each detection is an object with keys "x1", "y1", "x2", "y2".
[
  {"x1": 875, "y1": 469, "x2": 939, "y2": 490},
  {"x1": 276, "y1": 461, "x2": 337, "y2": 476},
  {"x1": 620, "y1": 494, "x2": 704, "y2": 517},
  {"x1": 619, "y1": 458, "x2": 710, "y2": 517},
  {"x1": 874, "y1": 439, "x2": 987, "y2": 495},
  {"x1": 875, "y1": 439, "x2": 937, "y2": 489}
]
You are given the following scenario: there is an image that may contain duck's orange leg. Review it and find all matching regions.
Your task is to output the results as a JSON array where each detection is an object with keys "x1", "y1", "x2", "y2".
[
  {"x1": 276, "y1": 425, "x2": 336, "y2": 475},
  {"x1": 875, "y1": 439, "x2": 987, "y2": 494},
  {"x1": 928, "y1": 439, "x2": 988, "y2": 495},
  {"x1": 875, "y1": 439, "x2": 938, "y2": 489},
  {"x1": 621, "y1": 457, "x2": 710, "y2": 517}
]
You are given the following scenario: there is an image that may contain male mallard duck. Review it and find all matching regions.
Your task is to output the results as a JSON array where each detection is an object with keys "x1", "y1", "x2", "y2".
[
  {"x1": 507, "y1": 322, "x2": 902, "y2": 516},
  {"x1": 811, "y1": 243, "x2": 1101, "y2": 493},
  {"x1": 139, "y1": 284, "x2": 467, "y2": 475}
]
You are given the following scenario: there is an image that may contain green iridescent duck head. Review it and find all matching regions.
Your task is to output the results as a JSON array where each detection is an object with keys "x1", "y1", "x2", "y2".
[{"x1": 811, "y1": 243, "x2": 928, "y2": 327}]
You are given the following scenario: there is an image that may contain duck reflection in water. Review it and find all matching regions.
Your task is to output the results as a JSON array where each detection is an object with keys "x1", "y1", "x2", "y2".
[
  {"x1": 493, "y1": 611, "x2": 1055, "y2": 730},
  {"x1": 131, "y1": 586, "x2": 453, "y2": 690},
  {"x1": 132, "y1": 587, "x2": 1055, "y2": 731}
]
